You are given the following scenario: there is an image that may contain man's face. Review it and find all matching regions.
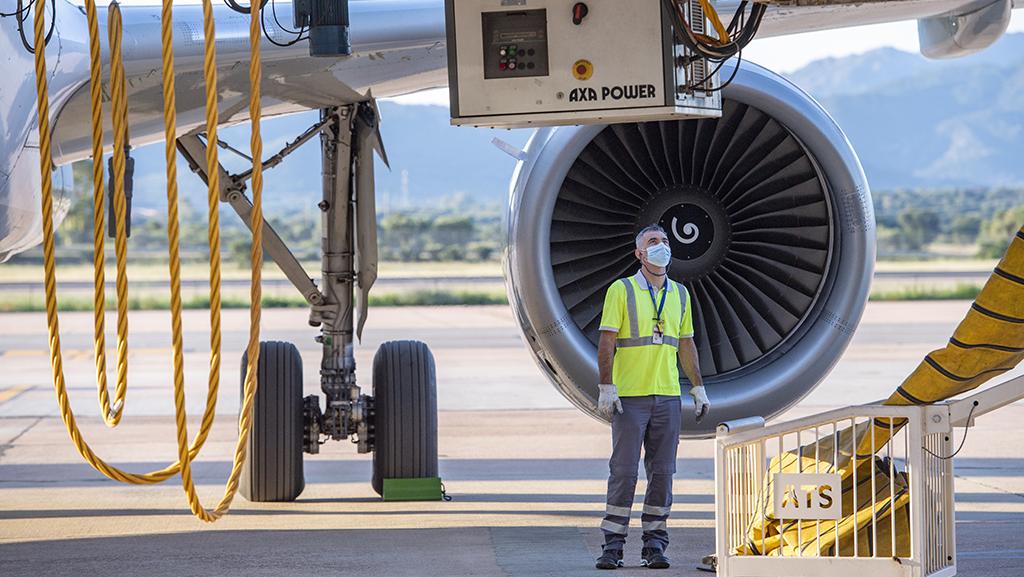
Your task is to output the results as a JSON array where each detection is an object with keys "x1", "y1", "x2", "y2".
[{"x1": 635, "y1": 230, "x2": 670, "y2": 265}]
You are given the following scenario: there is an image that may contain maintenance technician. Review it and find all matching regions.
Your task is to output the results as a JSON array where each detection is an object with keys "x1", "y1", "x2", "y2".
[{"x1": 594, "y1": 223, "x2": 710, "y2": 570}]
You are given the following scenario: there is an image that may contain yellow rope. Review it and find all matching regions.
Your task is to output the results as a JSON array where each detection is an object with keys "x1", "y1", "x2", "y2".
[
  {"x1": 159, "y1": 0, "x2": 264, "y2": 521},
  {"x1": 106, "y1": 2, "x2": 130, "y2": 426},
  {"x1": 29, "y1": 0, "x2": 221, "y2": 485},
  {"x1": 31, "y1": 0, "x2": 264, "y2": 521},
  {"x1": 200, "y1": 0, "x2": 225, "y2": 468},
  {"x1": 82, "y1": 0, "x2": 114, "y2": 426},
  {"x1": 695, "y1": 0, "x2": 730, "y2": 45}
]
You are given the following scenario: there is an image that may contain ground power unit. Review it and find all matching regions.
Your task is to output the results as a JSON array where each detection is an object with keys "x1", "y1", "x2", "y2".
[{"x1": 445, "y1": 0, "x2": 723, "y2": 128}]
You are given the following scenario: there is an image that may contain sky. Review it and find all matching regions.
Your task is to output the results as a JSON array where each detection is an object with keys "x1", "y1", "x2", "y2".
[{"x1": 388, "y1": 11, "x2": 1024, "y2": 106}]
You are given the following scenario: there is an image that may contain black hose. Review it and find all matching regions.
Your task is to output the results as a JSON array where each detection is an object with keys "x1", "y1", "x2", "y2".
[
  {"x1": 15, "y1": 0, "x2": 57, "y2": 54},
  {"x1": 223, "y1": 0, "x2": 270, "y2": 15}
]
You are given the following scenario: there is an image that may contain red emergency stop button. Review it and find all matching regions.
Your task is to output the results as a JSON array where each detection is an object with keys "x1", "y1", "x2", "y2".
[{"x1": 572, "y1": 59, "x2": 593, "y2": 81}]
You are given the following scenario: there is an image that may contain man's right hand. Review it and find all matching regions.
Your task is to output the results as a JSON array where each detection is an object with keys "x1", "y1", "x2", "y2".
[{"x1": 598, "y1": 384, "x2": 623, "y2": 418}]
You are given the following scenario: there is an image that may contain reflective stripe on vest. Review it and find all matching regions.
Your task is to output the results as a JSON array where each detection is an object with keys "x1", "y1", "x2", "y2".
[
  {"x1": 615, "y1": 277, "x2": 686, "y2": 349},
  {"x1": 676, "y1": 281, "x2": 687, "y2": 319},
  {"x1": 620, "y1": 278, "x2": 640, "y2": 338},
  {"x1": 617, "y1": 335, "x2": 680, "y2": 348}
]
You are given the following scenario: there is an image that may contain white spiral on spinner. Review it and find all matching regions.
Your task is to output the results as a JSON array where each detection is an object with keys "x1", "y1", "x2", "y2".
[{"x1": 671, "y1": 217, "x2": 700, "y2": 245}]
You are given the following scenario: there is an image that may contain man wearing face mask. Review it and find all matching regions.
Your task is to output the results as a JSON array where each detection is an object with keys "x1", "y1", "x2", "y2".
[{"x1": 593, "y1": 223, "x2": 709, "y2": 570}]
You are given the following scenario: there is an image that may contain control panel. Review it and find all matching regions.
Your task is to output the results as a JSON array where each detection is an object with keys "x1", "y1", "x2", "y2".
[
  {"x1": 446, "y1": 0, "x2": 722, "y2": 128},
  {"x1": 482, "y1": 10, "x2": 549, "y2": 79}
]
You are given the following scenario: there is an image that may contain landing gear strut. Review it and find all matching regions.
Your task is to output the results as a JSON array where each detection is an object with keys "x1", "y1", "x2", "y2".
[{"x1": 178, "y1": 103, "x2": 438, "y2": 501}]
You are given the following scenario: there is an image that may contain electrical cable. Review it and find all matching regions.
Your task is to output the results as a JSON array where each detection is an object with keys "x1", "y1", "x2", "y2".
[
  {"x1": 662, "y1": 0, "x2": 761, "y2": 92},
  {"x1": 261, "y1": 5, "x2": 306, "y2": 48},
  {"x1": 223, "y1": 0, "x2": 268, "y2": 15},
  {"x1": 0, "y1": 0, "x2": 33, "y2": 17},
  {"x1": 923, "y1": 401, "x2": 978, "y2": 460},
  {"x1": 702, "y1": 50, "x2": 742, "y2": 94},
  {"x1": 226, "y1": 0, "x2": 305, "y2": 47},
  {"x1": 663, "y1": 0, "x2": 765, "y2": 62},
  {"x1": 724, "y1": 0, "x2": 747, "y2": 35},
  {"x1": 270, "y1": 0, "x2": 303, "y2": 36},
  {"x1": 16, "y1": 0, "x2": 55, "y2": 53}
]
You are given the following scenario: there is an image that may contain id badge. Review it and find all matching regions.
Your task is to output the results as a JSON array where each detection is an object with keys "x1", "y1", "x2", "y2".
[{"x1": 652, "y1": 329, "x2": 664, "y2": 345}]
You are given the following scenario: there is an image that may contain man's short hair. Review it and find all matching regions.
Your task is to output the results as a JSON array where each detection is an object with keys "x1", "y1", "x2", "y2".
[{"x1": 635, "y1": 224, "x2": 667, "y2": 248}]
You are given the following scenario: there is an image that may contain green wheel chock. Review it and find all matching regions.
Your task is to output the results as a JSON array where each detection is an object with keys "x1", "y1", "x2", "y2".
[{"x1": 382, "y1": 477, "x2": 445, "y2": 501}]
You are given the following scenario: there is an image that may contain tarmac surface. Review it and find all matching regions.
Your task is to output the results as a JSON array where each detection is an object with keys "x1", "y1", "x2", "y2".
[{"x1": 1, "y1": 302, "x2": 1023, "y2": 576}]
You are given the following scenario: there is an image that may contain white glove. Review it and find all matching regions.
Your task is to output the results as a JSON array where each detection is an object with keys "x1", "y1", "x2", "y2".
[
  {"x1": 689, "y1": 385, "x2": 710, "y2": 422},
  {"x1": 598, "y1": 384, "x2": 623, "y2": 418}
]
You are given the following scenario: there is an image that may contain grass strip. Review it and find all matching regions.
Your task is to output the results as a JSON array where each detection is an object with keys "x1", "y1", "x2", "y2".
[
  {"x1": 0, "y1": 284, "x2": 984, "y2": 312},
  {"x1": 869, "y1": 283, "x2": 982, "y2": 301}
]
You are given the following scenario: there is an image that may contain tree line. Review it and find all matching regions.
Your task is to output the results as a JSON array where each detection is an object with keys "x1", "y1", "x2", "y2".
[
  {"x1": 43, "y1": 189, "x2": 504, "y2": 266},
  {"x1": 19, "y1": 182, "x2": 1024, "y2": 265},
  {"x1": 873, "y1": 188, "x2": 1023, "y2": 258}
]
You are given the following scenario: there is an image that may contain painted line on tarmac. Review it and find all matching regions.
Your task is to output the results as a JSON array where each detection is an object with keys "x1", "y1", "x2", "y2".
[
  {"x1": 0, "y1": 385, "x2": 32, "y2": 405},
  {"x1": 1, "y1": 350, "x2": 46, "y2": 358}
]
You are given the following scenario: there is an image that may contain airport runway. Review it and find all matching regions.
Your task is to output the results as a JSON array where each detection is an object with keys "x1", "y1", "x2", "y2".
[{"x1": 1, "y1": 302, "x2": 1022, "y2": 576}]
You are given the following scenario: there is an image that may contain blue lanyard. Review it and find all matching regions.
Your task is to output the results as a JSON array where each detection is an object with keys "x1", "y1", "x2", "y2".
[{"x1": 645, "y1": 280, "x2": 667, "y2": 327}]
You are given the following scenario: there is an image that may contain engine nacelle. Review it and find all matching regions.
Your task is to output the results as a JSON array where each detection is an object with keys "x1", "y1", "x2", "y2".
[
  {"x1": 504, "y1": 62, "x2": 875, "y2": 437},
  {"x1": 918, "y1": 0, "x2": 1011, "y2": 60}
]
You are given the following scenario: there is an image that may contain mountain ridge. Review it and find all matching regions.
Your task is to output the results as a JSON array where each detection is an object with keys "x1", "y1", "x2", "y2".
[{"x1": 120, "y1": 32, "x2": 1024, "y2": 212}]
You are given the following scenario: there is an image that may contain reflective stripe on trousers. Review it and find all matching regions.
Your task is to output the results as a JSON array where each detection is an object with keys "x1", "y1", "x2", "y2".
[{"x1": 601, "y1": 395, "x2": 682, "y2": 552}]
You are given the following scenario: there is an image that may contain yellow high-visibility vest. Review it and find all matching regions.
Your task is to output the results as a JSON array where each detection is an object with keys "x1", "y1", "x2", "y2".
[{"x1": 599, "y1": 271, "x2": 694, "y2": 397}]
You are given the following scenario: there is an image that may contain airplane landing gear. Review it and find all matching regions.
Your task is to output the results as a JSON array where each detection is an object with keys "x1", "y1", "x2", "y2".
[{"x1": 178, "y1": 103, "x2": 438, "y2": 502}]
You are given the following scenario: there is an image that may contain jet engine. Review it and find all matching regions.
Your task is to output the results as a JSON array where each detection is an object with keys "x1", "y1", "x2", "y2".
[{"x1": 505, "y1": 62, "x2": 875, "y2": 437}]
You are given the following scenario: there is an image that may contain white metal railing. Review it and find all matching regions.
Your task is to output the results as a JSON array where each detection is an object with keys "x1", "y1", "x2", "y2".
[{"x1": 715, "y1": 404, "x2": 957, "y2": 577}]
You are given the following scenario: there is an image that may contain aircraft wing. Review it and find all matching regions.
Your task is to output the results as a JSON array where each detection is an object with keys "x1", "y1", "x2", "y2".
[{"x1": 35, "y1": 0, "x2": 1024, "y2": 166}]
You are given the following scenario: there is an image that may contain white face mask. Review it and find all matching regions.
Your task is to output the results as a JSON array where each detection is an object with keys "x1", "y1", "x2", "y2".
[{"x1": 645, "y1": 243, "x2": 672, "y2": 267}]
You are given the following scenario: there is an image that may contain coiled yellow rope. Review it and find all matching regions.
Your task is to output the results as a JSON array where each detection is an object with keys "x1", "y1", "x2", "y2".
[{"x1": 31, "y1": 0, "x2": 264, "y2": 521}]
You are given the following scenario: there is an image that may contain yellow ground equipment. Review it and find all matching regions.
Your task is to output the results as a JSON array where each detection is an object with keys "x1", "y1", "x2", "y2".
[
  {"x1": 714, "y1": 226, "x2": 1024, "y2": 577},
  {"x1": 30, "y1": 0, "x2": 266, "y2": 521}
]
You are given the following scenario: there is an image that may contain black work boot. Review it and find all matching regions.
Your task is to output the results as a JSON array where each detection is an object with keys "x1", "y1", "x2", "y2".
[
  {"x1": 640, "y1": 547, "x2": 670, "y2": 569},
  {"x1": 595, "y1": 548, "x2": 624, "y2": 570}
]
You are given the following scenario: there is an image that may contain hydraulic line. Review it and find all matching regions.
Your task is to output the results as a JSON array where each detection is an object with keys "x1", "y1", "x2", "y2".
[{"x1": 30, "y1": 0, "x2": 264, "y2": 521}]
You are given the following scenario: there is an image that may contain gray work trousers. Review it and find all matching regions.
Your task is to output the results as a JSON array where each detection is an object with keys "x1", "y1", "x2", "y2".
[{"x1": 601, "y1": 395, "x2": 682, "y2": 553}]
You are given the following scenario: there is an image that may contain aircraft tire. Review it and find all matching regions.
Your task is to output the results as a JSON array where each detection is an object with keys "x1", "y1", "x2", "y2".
[
  {"x1": 371, "y1": 340, "x2": 438, "y2": 496},
  {"x1": 240, "y1": 341, "x2": 305, "y2": 502}
]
